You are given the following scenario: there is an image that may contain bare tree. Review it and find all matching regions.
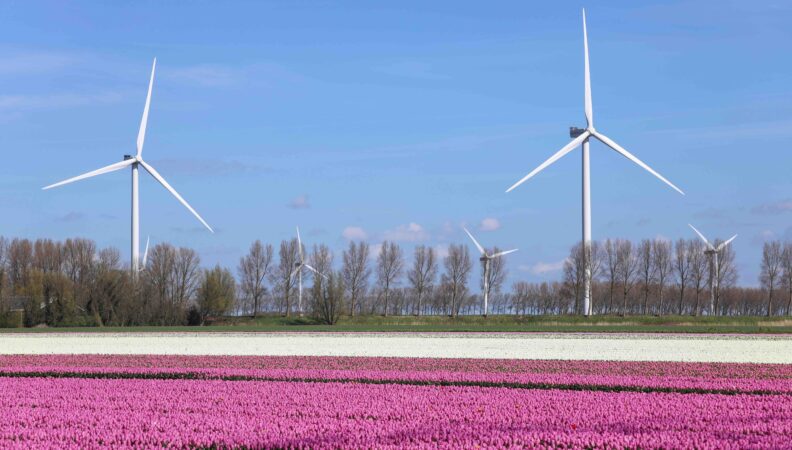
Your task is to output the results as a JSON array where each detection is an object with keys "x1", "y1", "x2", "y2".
[
  {"x1": 689, "y1": 240, "x2": 707, "y2": 316},
  {"x1": 376, "y1": 241, "x2": 403, "y2": 316},
  {"x1": 270, "y1": 239, "x2": 299, "y2": 317},
  {"x1": 442, "y1": 244, "x2": 472, "y2": 317},
  {"x1": 653, "y1": 239, "x2": 672, "y2": 315},
  {"x1": 312, "y1": 270, "x2": 344, "y2": 325},
  {"x1": 783, "y1": 242, "x2": 792, "y2": 316},
  {"x1": 638, "y1": 239, "x2": 656, "y2": 315},
  {"x1": 407, "y1": 245, "x2": 437, "y2": 316},
  {"x1": 563, "y1": 242, "x2": 585, "y2": 314},
  {"x1": 713, "y1": 242, "x2": 738, "y2": 315},
  {"x1": 673, "y1": 238, "x2": 691, "y2": 315},
  {"x1": 342, "y1": 241, "x2": 370, "y2": 316},
  {"x1": 238, "y1": 240, "x2": 273, "y2": 318},
  {"x1": 760, "y1": 241, "x2": 783, "y2": 316},
  {"x1": 482, "y1": 246, "x2": 508, "y2": 316},
  {"x1": 616, "y1": 240, "x2": 638, "y2": 315},
  {"x1": 602, "y1": 239, "x2": 619, "y2": 314}
]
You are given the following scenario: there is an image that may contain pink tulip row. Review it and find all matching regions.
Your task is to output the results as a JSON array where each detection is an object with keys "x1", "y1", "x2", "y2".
[
  {"x1": 1, "y1": 355, "x2": 789, "y2": 394},
  {"x1": 0, "y1": 376, "x2": 789, "y2": 449}
]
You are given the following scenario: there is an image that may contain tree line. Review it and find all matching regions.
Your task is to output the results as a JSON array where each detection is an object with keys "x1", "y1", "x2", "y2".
[{"x1": 0, "y1": 235, "x2": 790, "y2": 327}]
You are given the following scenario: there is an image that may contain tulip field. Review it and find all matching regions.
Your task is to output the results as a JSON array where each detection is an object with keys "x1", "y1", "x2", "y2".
[{"x1": 0, "y1": 354, "x2": 790, "y2": 449}]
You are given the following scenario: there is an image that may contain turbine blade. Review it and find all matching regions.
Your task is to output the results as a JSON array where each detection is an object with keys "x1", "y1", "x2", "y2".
[
  {"x1": 688, "y1": 224, "x2": 714, "y2": 250},
  {"x1": 463, "y1": 227, "x2": 485, "y2": 255},
  {"x1": 304, "y1": 264, "x2": 329, "y2": 279},
  {"x1": 296, "y1": 226, "x2": 304, "y2": 260},
  {"x1": 592, "y1": 130, "x2": 685, "y2": 195},
  {"x1": 717, "y1": 234, "x2": 738, "y2": 251},
  {"x1": 138, "y1": 159, "x2": 214, "y2": 233},
  {"x1": 142, "y1": 236, "x2": 150, "y2": 268},
  {"x1": 137, "y1": 58, "x2": 156, "y2": 158},
  {"x1": 289, "y1": 266, "x2": 301, "y2": 283},
  {"x1": 491, "y1": 248, "x2": 518, "y2": 259},
  {"x1": 583, "y1": 8, "x2": 593, "y2": 127},
  {"x1": 42, "y1": 159, "x2": 135, "y2": 190},
  {"x1": 505, "y1": 130, "x2": 590, "y2": 193}
]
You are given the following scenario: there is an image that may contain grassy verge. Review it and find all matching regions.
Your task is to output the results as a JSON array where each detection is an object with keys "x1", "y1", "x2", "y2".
[{"x1": 1, "y1": 315, "x2": 791, "y2": 334}]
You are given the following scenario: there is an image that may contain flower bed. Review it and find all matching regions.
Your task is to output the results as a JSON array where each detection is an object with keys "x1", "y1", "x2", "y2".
[
  {"x1": 0, "y1": 377, "x2": 789, "y2": 449},
  {"x1": 0, "y1": 355, "x2": 789, "y2": 394}
]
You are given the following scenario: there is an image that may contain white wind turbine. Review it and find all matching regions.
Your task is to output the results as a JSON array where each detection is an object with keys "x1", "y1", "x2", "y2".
[
  {"x1": 688, "y1": 224, "x2": 737, "y2": 314},
  {"x1": 290, "y1": 226, "x2": 327, "y2": 314},
  {"x1": 43, "y1": 59, "x2": 213, "y2": 273},
  {"x1": 463, "y1": 227, "x2": 517, "y2": 317},
  {"x1": 506, "y1": 9, "x2": 684, "y2": 316},
  {"x1": 138, "y1": 236, "x2": 151, "y2": 273}
]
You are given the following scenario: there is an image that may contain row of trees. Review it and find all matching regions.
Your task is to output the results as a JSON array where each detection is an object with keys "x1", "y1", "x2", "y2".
[
  {"x1": 0, "y1": 237, "x2": 235, "y2": 327},
  {"x1": 1, "y1": 235, "x2": 790, "y2": 327}
]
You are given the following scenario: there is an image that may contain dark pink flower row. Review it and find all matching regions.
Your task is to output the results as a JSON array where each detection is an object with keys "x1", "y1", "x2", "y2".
[
  {"x1": 0, "y1": 355, "x2": 789, "y2": 394},
  {"x1": 0, "y1": 377, "x2": 789, "y2": 449}
]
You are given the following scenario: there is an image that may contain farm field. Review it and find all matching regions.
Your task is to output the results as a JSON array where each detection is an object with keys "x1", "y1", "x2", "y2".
[
  {"x1": 2, "y1": 331, "x2": 790, "y2": 362},
  {"x1": 3, "y1": 314, "x2": 792, "y2": 334},
  {"x1": 0, "y1": 355, "x2": 790, "y2": 449}
]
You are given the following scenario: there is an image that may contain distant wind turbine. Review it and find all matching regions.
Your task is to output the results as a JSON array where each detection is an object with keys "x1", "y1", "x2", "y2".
[
  {"x1": 43, "y1": 59, "x2": 213, "y2": 273},
  {"x1": 463, "y1": 227, "x2": 517, "y2": 317},
  {"x1": 688, "y1": 224, "x2": 737, "y2": 314},
  {"x1": 290, "y1": 226, "x2": 327, "y2": 314},
  {"x1": 506, "y1": 9, "x2": 684, "y2": 316}
]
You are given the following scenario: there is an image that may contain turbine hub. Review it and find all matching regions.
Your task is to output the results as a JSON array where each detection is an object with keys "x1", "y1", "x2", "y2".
[{"x1": 569, "y1": 126, "x2": 586, "y2": 138}]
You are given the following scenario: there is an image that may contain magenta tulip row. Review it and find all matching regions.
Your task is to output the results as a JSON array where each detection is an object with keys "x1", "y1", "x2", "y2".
[
  {"x1": 1, "y1": 376, "x2": 789, "y2": 449},
  {"x1": 1, "y1": 355, "x2": 789, "y2": 394}
]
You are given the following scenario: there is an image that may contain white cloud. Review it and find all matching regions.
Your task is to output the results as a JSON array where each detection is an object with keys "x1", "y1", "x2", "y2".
[
  {"x1": 433, "y1": 244, "x2": 450, "y2": 259},
  {"x1": 287, "y1": 195, "x2": 310, "y2": 209},
  {"x1": 479, "y1": 218, "x2": 501, "y2": 232},
  {"x1": 519, "y1": 259, "x2": 567, "y2": 275},
  {"x1": 342, "y1": 226, "x2": 368, "y2": 240},
  {"x1": 752, "y1": 229, "x2": 776, "y2": 245},
  {"x1": 383, "y1": 222, "x2": 429, "y2": 242},
  {"x1": 752, "y1": 199, "x2": 792, "y2": 215}
]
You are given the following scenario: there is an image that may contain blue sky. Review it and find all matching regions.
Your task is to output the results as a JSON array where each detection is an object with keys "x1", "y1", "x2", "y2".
[{"x1": 1, "y1": 1, "x2": 790, "y2": 286}]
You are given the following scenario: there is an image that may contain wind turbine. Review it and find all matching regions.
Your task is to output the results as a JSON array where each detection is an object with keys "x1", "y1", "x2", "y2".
[
  {"x1": 290, "y1": 226, "x2": 327, "y2": 314},
  {"x1": 463, "y1": 227, "x2": 517, "y2": 317},
  {"x1": 505, "y1": 10, "x2": 684, "y2": 316},
  {"x1": 43, "y1": 59, "x2": 213, "y2": 273},
  {"x1": 688, "y1": 224, "x2": 737, "y2": 314}
]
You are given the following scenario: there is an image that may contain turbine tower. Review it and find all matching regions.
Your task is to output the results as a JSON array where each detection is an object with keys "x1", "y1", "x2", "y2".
[
  {"x1": 463, "y1": 227, "x2": 517, "y2": 317},
  {"x1": 290, "y1": 226, "x2": 327, "y2": 315},
  {"x1": 43, "y1": 59, "x2": 213, "y2": 273},
  {"x1": 506, "y1": 10, "x2": 684, "y2": 316},
  {"x1": 688, "y1": 224, "x2": 737, "y2": 314}
]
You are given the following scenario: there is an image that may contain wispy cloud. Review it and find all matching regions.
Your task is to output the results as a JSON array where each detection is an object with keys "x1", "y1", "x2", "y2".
[
  {"x1": 0, "y1": 91, "x2": 125, "y2": 114},
  {"x1": 479, "y1": 217, "x2": 501, "y2": 232},
  {"x1": 649, "y1": 119, "x2": 792, "y2": 142},
  {"x1": 519, "y1": 259, "x2": 566, "y2": 275},
  {"x1": 751, "y1": 198, "x2": 792, "y2": 215},
  {"x1": 165, "y1": 64, "x2": 243, "y2": 87},
  {"x1": 751, "y1": 229, "x2": 777, "y2": 245},
  {"x1": 342, "y1": 226, "x2": 368, "y2": 240},
  {"x1": 0, "y1": 51, "x2": 77, "y2": 75},
  {"x1": 150, "y1": 158, "x2": 269, "y2": 177},
  {"x1": 56, "y1": 211, "x2": 85, "y2": 223},
  {"x1": 288, "y1": 194, "x2": 310, "y2": 209},
  {"x1": 375, "y1": 60, "x2": 448, "y2": 80},
  {"x1": 383, "y1": 222, "x2": 429, "y2": 242}
]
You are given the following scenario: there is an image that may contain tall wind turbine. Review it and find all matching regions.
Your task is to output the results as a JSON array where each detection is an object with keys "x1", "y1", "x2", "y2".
[
  {"x1": 506, "y1": 10, "x2": 684, "y2": 316},
  {"x1": 463, "y1": 227, "x2": 517, "y2": 317},
  {"x1": 43, "y1": 59, "x2": 213, "y2": 273},
  {"x1": 290, "y1": 226, "x2": 327, "y2": 314},
  {"x1": 688, "y1": 224, "x2": 737, "y2": 314}
]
